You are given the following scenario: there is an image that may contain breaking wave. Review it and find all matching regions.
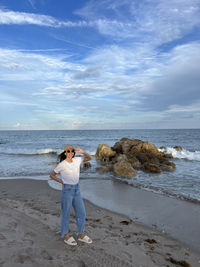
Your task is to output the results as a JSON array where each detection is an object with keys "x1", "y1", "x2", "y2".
[
  {"x1": 159, "y1": 147, "x2": 200, "y2": 161},
  {"x1": 0, "y1": 148, "x2": 61, "y2": 156},
  {"x1": 0, "y1": 148, "x2": 96, "y2": 156}
]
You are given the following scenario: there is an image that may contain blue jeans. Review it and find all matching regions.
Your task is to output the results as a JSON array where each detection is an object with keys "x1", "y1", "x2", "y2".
[{"x1": 61, "y1": 183, "x2": 86, "y2": 237}]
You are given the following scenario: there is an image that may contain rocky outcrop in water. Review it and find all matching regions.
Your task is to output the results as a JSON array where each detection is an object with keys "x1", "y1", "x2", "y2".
[
  {"x1": 113, "y1": 157, "x2": 137, "y2": 178},
  {"x1": 173, "y1": 146, "x2": 183, "y2": 151},
  {"x1": 96, "y1": 144, "x2": 116, "y2": 161},
  {"x1": 96, "y1": 138, "x2": 175, "y2": 178}
]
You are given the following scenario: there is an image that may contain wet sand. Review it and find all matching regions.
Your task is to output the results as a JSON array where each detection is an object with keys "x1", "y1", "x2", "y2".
[
  {"x1": 80, "y1": 179, "x2": 200, "y2": 253},
  {"x1": 0, "y1": 179, "x2": 200, "y2": 267}
]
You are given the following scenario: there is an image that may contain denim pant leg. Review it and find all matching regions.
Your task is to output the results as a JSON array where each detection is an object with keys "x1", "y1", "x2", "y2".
[
  {"x1": 72, "y1": 185, "x2": 86, "y2": 235},
  {"x1": 60, "y1": 186, "x2": 73, "y2": 237}
]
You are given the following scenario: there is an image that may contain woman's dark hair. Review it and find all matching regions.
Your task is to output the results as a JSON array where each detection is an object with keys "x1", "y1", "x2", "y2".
[
  {"x1": 58, "y1": 151, "x2": 66, "y2": 162},
  {"x1": 58, "y1": 151, "x2": 76, "y2": 162}
]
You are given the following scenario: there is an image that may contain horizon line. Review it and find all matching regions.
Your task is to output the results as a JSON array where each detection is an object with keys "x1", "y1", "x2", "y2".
[{"x1": 0, "y1": 128, "x2": 200, "y2": 131}]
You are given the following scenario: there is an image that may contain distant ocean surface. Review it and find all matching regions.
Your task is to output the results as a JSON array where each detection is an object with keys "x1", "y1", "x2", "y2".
[{"x1": 0, "y1": 129, "x2": 200, "y2": 202}]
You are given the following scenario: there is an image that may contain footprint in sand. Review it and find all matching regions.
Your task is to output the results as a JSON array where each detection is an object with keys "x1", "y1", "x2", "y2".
[
  {"x1": 68, "y1": 260, "x2": 86, "y2": 267},
  {"x1": 15, "y1": 254, "x2": 33, "y2": 264},
  {"x1": 8, "y1": 221, "x2": 18, "y2": 228},
  {"x1": 41, "y1": 250, "x2": 53, "y2": 260},
  {"x1": 22, "y1": 238, "x2": 34, "y2": 246},
  {"x1": 0, "y1": 233, "x2": 6, "y2": 240},
  {"x1": 25, "y1": 232, "x2": 36, "y2": 238}
]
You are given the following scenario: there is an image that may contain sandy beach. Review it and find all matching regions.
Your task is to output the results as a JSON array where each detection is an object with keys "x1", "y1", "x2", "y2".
[
  {"x1": 0, "y1": 179, "x2": 200, "y2": 267},
  {"x1": 80, "y1": 179, "x2": 200, "y2": 253}
]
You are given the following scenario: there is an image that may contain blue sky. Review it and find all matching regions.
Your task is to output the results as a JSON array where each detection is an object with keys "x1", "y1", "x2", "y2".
[{"x1": 0, "y1": 0, "x2": 200, "y2": 130}]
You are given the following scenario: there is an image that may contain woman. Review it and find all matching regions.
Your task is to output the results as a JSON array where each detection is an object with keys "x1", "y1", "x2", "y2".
[{"x1": 50, "y1": 144, "x2": 92, "y2": 246}]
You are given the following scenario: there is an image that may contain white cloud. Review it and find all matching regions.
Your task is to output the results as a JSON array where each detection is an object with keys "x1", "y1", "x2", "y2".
[
  {"x1": 2, "y1": 62, "x2": 24, "y2": 70},
  {"x1": 0, "y1": 48, "x2": 79, "y2": 81},
  {"x1": 1, "y1": 38, "x2": 200, "y2": 117},
  {"x1": 143, "y1": 42, "x2": 200, "y2": 110},
  {"x1": 1, "y1": 0, "x2": 200, "y2": 129},
  {"x1": 166, "y1": 101, "x2": 200, "y2": 113},
  {"x1": 2, "y1": 40, "x2": 199, "y2": 120},
  {"x1": 1, "y1": 0, "x2": 199, "y2": 46},
  {"x1": 76, "y1": 0, "x2": 200, "y2": 44},
  {"x1": 0, "y1": 8, "x2": 89, "y2": 27}
]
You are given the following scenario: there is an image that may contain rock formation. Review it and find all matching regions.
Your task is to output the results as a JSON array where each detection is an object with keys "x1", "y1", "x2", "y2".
[
  {"x1": 96, "y1": 144, "x2": 116, "y2": 161},
  {"x1": 96, "y1": 138, "x2": 176, "y2": 178},
  {"x1": 173, "y1": 146, "x2": 183, "y2": 151}
]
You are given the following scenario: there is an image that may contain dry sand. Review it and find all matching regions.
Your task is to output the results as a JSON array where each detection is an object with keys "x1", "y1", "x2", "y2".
[{"x1": 0, "y1": 179, "x2": 200, "y2": 267}]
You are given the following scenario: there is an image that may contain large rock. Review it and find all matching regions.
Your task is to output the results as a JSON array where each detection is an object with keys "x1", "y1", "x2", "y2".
[
  {"x1": 116, "y1": 154, "x2": 128, "y2": 162},
  {"x1": 112, "y1": 141, "x2": 123, "y2": 154},
  {"x1": 128, "y1": 156, "x2": 141, "y2": 169},
  {"x1": 121, "y1": 139, "x2": 142, "y2": 154},
  {"x1": 113, "y1": 161, "x2": 137, "y2": 178},
  {"x1": 113, "y1": 138, "x2": 162, "y2": 158},
  {"x1": 136, "y1": 152, "x2": 154, "y2": 164},
  {"x1": 129, "y1": 141, "x2": 161, "y2": 157},
  {"x1": 96, "y1": 137, "x2": 176, "y2": 178},
  {"x1": 111, "y1": 154, "x2": 126, "y2": 164},
  {"x1": 112, "y1": 153, "x2": 141, "y2": 171},
  {"x1": 141, "y1": 163, "x2": 162, "y2": 173},
  {"x1": 112, "y1": 138, "x2": 142, "y2": 155},
  {"x1": 160, "y1": 164, "x2": 174, "y2": 172},
  {"x1": 163, "y1": 153, "x2": 173, "y2": 158},
  {"x1": 96, "y1": 166, "x2": 113, "y2": 173},
  {"x1": 96, "y1": 144, "x2": 116, "y2": 161}
]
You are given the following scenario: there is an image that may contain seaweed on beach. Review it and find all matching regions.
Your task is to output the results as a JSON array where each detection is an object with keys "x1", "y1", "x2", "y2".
[
  {"x1": 165, "y1": 257, "x2": 190, "y2": 267},
  {"x1": 145, "y1": 238, "x2": 158, "y2": 244},
  {"x1": 120, "y1": 220, "x2": 132, "y2": 225}
]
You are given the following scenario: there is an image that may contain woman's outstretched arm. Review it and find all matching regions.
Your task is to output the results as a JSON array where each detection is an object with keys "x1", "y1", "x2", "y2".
[{"x1": 75, "y1": 148, "x2": 92, "y2": 162}]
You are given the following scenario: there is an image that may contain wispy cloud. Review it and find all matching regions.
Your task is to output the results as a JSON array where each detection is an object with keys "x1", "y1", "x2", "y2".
[
  {"x1": 166, "y1": 101, "x2": 200, "y2": 113},
  {"x1": 27, "y1": 0, "x2": 36, "y2": 9},
  {"x1": 1, "y1": 0, "x2": 200, "y2": 129},
  {"x1": 0, "y1": 8, "x2": 89, "y2": 27},
  {"x1": 76, "y1": 0, "x2": 200, "y2": 43},
  {"x1": 1, "y1": 39, "x2": 199, "y2": 116},
  {"x1": 2, "y1": 0, "x2": 199, "y2": 45},
  {"x1": 0, "y1": 48, "x2": 79, "y2": 81}
]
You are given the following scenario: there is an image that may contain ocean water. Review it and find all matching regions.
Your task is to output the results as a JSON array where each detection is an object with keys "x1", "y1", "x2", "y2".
[{"x1": 0, "y1": 129, "x2": 200, "y2": 202}]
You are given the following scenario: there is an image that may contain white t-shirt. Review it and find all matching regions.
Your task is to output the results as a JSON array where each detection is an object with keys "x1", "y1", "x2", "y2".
[{"x1": 54, "y1": 157, "x2": 84, "y2": 185}]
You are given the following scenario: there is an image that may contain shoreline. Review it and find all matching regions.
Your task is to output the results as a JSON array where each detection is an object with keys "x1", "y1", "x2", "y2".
[
  {"x1": 2, "y1": 174, "x2": 200, "y2": 204},
  {"x1": 79, "y1": 179, "x2": 200, "y2": 253},
  {"x1": 0, "y1": 179, "x2": 200, "y2": 266},
  {"x1": 1, "y1": 175, "x2": 200, "y2": 251}
]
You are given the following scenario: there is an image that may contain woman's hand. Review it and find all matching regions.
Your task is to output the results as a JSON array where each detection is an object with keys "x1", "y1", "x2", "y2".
[
  {"x1": 75, "y1": 147, "x2": 92, "y2": 162},
  {"x1": 50, "y1": 171, "x2": 64, "y2": 186},
  {"x1": 75, "y1": 147, "x2": 84, "y2": 154}
]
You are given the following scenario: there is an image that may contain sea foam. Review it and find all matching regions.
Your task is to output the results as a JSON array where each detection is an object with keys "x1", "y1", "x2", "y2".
[
  {"x1": 159, "y1": 147, "x2": 200, "y2": 161},
  {"x1": 0, "y1": 147, "x2": 96, "y2": 156},
  {"x1": 0, "y1": 148, "x2": 61, "y2": 155}
]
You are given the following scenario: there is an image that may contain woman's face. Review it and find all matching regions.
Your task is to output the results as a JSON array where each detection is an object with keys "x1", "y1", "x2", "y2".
[{"x1": 65, "y1": 149, "x2": 75, "y2": 159}]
